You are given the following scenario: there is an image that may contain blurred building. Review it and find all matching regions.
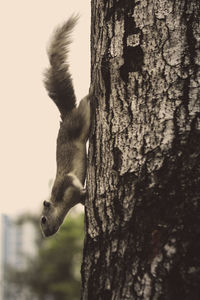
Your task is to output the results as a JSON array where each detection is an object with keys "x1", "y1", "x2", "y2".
[{"x1": 0, "y1": 214, "x2": 37, "y2": 300}]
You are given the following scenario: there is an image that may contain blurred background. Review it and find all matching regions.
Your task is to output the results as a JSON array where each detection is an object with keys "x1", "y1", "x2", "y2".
[
  {"x1": 0, "y1": 0, "x2": 90, "y2": 299},
  {"x1": 1, "y1": 213, "x2": 84, "y2": 300}
]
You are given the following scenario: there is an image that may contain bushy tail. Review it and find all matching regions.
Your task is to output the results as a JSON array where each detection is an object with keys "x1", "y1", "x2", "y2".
[{"x1": 44, "y1": 16, "x2": 79, "y2": 120}]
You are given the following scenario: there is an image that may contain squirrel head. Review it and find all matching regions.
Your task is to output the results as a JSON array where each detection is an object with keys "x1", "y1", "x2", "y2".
[{"x1": 40, "y1": 174, "x2": 84, "y2": 237}]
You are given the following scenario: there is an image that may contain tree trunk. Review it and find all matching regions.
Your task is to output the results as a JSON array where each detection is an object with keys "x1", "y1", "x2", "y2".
[{"x1": 81, "y1": 0, "x2": 200, "y2": 299}]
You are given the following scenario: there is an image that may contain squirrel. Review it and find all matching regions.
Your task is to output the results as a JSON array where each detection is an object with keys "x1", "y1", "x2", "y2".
[{"x1": 40, "y1": 16, "x2": 90, "y2": 237}]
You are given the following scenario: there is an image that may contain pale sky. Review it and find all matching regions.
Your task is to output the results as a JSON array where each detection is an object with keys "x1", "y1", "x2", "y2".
[{"x1": 0, "y1": 0, "x2": 90, "y2": 216}]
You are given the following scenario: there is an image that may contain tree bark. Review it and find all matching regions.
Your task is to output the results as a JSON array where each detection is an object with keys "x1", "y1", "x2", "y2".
[{"x1": 81, "y1": 0, "x2": 200, "y2": 299}]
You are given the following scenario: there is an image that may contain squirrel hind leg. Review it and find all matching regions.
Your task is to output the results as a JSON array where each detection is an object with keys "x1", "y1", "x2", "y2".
[
  {"x1": 77, "y1": 96, "x2": 91, "y2": 141},
  {"x1": 63, "y1": 95, "x2": 90, "y2": 141}
]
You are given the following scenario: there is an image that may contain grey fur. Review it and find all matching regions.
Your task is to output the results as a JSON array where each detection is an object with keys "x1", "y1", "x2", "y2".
[{"x1": 40, "y1": 17, "x2": 91, "y2": 237}]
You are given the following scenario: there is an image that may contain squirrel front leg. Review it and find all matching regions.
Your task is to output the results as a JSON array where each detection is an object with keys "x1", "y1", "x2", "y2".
[{"x1": 67, "y1": 172, "x2": 87, "y2": 204}]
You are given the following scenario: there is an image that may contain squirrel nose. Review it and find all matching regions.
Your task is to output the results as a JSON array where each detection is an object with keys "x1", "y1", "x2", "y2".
[{"x1": 41, "y1": 216, "x2": 47, "y2": 224}]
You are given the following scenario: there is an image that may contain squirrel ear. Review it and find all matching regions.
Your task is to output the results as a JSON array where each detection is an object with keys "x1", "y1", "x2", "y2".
[{"x1": 43, "y1": 200, "x2": 50, "y2": 207}]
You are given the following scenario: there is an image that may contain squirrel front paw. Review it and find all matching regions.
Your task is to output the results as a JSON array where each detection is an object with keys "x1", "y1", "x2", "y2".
[{"x1": 80, "y1": 188, "x2": 86, "y2": 205}]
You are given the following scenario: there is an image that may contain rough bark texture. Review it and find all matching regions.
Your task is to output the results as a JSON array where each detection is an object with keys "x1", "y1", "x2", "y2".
[{"x1": 81, "y1": 0, "x2": 200, "y2": 299}]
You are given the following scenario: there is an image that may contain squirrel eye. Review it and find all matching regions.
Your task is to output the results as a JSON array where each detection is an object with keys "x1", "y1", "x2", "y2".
[
  {"x1": 43, "y1": 200, "x2": 50, "y2": 207},
  {"x1": 41, "y1": 216, "x2": 47, "y2": 224}
]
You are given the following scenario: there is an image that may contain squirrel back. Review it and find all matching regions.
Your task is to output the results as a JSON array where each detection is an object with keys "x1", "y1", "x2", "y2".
[{"x1": 44, "y1": 15, "x2": 79, "y2": 120}]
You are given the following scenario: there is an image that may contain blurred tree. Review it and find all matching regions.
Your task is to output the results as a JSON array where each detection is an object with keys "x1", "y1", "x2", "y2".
[{"x1": 6, "y1": 213, "x2": 84, "y2": 300}]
